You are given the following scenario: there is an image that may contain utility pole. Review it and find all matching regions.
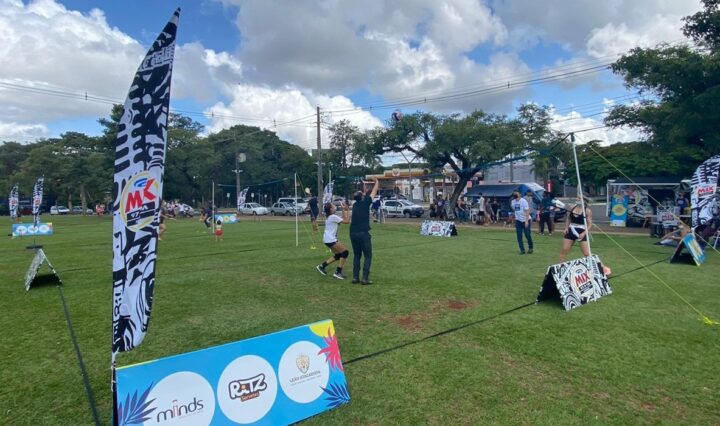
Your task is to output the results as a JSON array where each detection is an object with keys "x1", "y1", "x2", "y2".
[{"x1": 316, "y1": 106, "x2": 323, "y2": 200}]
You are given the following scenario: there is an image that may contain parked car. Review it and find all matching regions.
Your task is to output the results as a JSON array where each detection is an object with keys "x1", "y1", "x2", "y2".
[
  {"x1": 239, "y1": 202, "x2": 269, "y2": 215},
  {"x1": 50, "y1": 205, "x2": 70, "y2": 215},
  {"x1": 270, "y1": 202, "x2": 301, "y2": 216},
  {"x1": 381, "y1": 199, "x2": 424, "y2": 218},
  {"x1": 277, "y1": 197, "x2": 308, "y2": 212},
  {"x1": 72, "y1": 206, "x2": 93, "y2": 215}
]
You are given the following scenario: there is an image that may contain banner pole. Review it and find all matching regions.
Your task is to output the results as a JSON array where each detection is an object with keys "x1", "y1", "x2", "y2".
[
  {"x1": 571, "y1": 133, "x2": 593, "y2": 259},
  {"x1": 212, "y1": 180, "x2": 216, "y2": 234},
  {"x1": 295, "y1": 173, "x2": 299, "y2": 247}
]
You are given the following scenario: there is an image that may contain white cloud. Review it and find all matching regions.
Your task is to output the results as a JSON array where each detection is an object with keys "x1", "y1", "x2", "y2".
[
  {"x1": 205, "y1": 85, "x2": 384, "y2": 150},
  {"x1": 549, "y1": 108, "x2": 643, "y2": 146},
  {"x1": 0, "y1": 121, "x2": 49, "y2": 142},
  {"x1": 0, "y1": 0, "x2": 145, "y2": 123},
  {"x1": 586, "y1": 15, "x2": 686, "y2": 59}
]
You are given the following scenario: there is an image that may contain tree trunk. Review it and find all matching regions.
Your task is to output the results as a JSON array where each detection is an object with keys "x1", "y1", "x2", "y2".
[
  {"x1": 80, "y1": 184, "x2": 87, "y2": 214},
  {"x1": 450, "y1": 175, "x2": 470, "y2": 208}
]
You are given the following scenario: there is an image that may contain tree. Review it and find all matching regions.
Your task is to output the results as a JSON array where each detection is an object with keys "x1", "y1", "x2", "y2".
[
  {"x1": 606, "y1": 1, "x2": 720, "y2": 155},
  {"x1": 369, "y1": 111, "x2": 530, "y2": 206}
]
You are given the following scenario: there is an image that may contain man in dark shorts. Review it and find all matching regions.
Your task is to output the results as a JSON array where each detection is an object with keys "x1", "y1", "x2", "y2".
[
  {"x1": 308, "y1": 195, "x2": 319, "y2": 233},
  {"x1": 350, "y1": 178, "x2": 379, "y2": 285}
]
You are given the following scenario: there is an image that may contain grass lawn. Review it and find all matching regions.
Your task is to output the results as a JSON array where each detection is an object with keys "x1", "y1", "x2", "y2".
[{"x1": 0, "y1": 216, "x2": 718, "y2": 425}]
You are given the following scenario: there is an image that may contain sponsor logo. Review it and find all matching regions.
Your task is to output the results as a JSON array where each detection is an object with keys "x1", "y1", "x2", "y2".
[
  {"x1": 120, "y1": 172, "x2": 160, "y2": 231},
  {"x1": 611, "y1": 203, "x2": 626, "y2": 216},
  {"x1": 217, "y1": 355, "x2": 277, "y2": 423},
  {"x1": 155, "y1": 397, "x2": 205, "y2": 423},
  {"x1": 143, "y1": 371, "x2": 215, "y2": 425},
  {"x1": 140, "y1": 45, "x2": 175, "y2": 72},
  {"x1": 228, "y1": 373, "x2": 267, "y2": 402},
  {"x1": 296, "y1": 354, "x2": 310, "y2": 374},
  {"x1": 696, "y1": 184, "x2": 717, "y2": 198},
  {"x1": 569, "y1": 264, "x2": 594, "y2": 298},
  {"x1": 279, "y1": 341, "x2": 329, "y2": 404},
  {"x1": 430, "y1": 224, "x2": 441, "y2": 233}
]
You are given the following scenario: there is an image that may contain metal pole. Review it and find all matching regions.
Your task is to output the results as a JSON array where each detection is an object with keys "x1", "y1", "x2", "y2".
[
  {"x1": 571, "y1": 133, "x2": 593, "y2": 259},
  {"x1": 211, "y1": 180, "x2": 215, "y2": 233},
  {"x1": 295, "y1": 173, "x2": 299, "y2": 247},
  {"x1": 316, "y1": 106, "x2": 323, "y2": 202}
]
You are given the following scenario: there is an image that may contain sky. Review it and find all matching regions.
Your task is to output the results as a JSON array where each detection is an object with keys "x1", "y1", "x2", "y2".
[{"x1": 0, "y1": 0, "x2": 702, "y2": 161}]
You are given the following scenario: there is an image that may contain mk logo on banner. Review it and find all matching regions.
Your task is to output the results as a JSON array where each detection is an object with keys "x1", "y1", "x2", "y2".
[{"x1": 536, "y1": 255, "x2": 612, "y2": 311}]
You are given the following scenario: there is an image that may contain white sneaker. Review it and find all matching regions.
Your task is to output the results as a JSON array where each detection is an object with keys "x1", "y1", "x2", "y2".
[
  {"x1": 333, "y1": 271, "x2": 346, "y2": 280},
  {"x1": 316, "y1": 265, "x2": 327, "y2": 276}
]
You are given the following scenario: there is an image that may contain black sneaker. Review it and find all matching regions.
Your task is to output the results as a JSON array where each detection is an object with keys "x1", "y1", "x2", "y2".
[
  {"x1": 333, "y1": 272, "x2": 346, "y2": 280},
  {"x1": 351, "y1": 278, "x2": 360, "y2": 284},
  {"x1": 316, "y1": 265, "x2": 327, "y2": 276},
  {"x1": 361, "y1": 280, "x2": 373, "y2": 285},
  {"x1": 528, "y1": 249, "x2": 534, "y2": 254},
  {"x1": 519, "y1": 251, "x2": 526, "y2": 255}
]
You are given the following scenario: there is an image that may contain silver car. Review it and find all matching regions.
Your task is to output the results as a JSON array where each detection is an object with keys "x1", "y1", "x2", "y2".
[{"x1": 270, "y1": 202, "x2": 301, "y2": 216}]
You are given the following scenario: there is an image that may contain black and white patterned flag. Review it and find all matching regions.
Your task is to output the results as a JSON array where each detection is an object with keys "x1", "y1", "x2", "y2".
[
  {"x1": 9, "y1": 184, "x2": 18, "y2": 220},
  {"x1": 112, "y1": 9, "x2": 179, "y2": 353},
  {"x1": 691, "y1": 154, "x2": 720, "y2": 230},
  {"x1": 323, "y1": 181, "x2": 334, "y2": 205},
  {"x1": 237, "y1": 187, "x2": 249, "y2": 211},
  {"x1": 32, "y1": 178, "x2": 43, "y2": 226}
]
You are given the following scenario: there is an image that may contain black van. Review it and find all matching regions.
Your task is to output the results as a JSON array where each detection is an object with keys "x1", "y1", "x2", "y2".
[{"x1": 464, "y1": 182, "x2": 566, "y2": 222}]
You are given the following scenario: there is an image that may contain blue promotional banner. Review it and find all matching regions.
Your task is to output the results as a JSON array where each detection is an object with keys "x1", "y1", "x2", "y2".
[
  {"x1": 116, "y1": 320, "x2": 349, "y2": 425},
  {"x1": 214, "y1": 213, "x2": 239, "y2": 224},
  {"x1": 12, "y1": 223, "x2": 53, "y2": 237},
  {"x1": 609, "y1": 194, "x2": 629, "y2": 227}
]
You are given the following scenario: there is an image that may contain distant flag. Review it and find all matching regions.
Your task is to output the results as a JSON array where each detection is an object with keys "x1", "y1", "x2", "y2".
[
  {"x1": 32, "y1": 178, "x2": 43, "y2": 226},
  {"x1": 690, "y1": 154, "x2": 720, "y2": 230},
  {"x1": 112, "y1": 9, "x2": 180, "y2": 354},
  {"x1": 323, "y1": 181, "x2": 334, "y2": 205},
  {"x1": 9, "y1": 184, "x2": 18, "y2": 220},
  {"x1": 237, "y1": 187, "x2": 249, "y2": 211}
]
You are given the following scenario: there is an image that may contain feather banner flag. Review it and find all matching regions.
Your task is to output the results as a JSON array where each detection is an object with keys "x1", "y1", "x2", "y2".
[
  {"x1": 32, "y1": 178, "x2": 43, "y2": 226},
  {"x1": 323, "y1": 181, "x2": 334, "y2": 205},
  {"x1": 690, "y1": 154, "x2": 720, "y2": 230},
  {"x1": 237, "y1": 187, "x2": 249, "y2": 211},
  {"x1": 112, "y1": 9, "x2": 180, "y2": 353},
  {"x1": 9, "y1": 184, "x2": 19, "y2": 220}
]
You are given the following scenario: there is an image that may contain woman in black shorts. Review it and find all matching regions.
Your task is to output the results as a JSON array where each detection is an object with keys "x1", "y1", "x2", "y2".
[
  {"x1": 316, "y1": 202, "x2": 350, "y2": 279},
  {"x1": 559, "y1": 198, "x2": 593, "y2": 262}
]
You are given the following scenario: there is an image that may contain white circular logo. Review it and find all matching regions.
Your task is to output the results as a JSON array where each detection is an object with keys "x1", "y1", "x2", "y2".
[
  {"x1": 278, "y1": 341, "x2": 329, "y2": 404},
  {"x1": 146, "y1": 371, "x2": 215, "y2": 425},
  {"x1": 38, "y1": 224, "x2": 50, "y2": 233},
  {"x1": 15, "y1": 225, "x2": 27, "y2": 235},
  {"x1": 217, "y1": 355, "x2": 277, "y2": 424}
]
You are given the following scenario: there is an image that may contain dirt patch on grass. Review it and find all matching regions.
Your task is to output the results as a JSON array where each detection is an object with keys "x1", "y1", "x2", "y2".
[{"x1": 392, "y1": 299, "x2": 476, "y2": 332}]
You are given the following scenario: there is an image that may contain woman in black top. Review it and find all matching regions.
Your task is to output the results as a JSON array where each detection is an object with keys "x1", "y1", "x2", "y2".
[{"x1": 559, "y1": 198, "x2": 593, "y2": 262}]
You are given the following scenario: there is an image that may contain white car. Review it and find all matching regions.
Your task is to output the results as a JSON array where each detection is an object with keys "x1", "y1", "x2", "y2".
[
  {"x1": 50, "y1": 205, "x2": 70, "y2": 215},
  {"x1": 239, "y1": 202, "x2": 269, "y2": 215},
  {"x1": 381, "y1": 199, "x2": 424, "y2": 218},
  {"x1": 71, "y1": 206, "x2": 93, "y2": 215},
  {"x1": 270, "y1": 202, "x2": 301, "y2": 216},
  {"x1": 277, "y1": 197, "x2": 308, "y2": 212}
]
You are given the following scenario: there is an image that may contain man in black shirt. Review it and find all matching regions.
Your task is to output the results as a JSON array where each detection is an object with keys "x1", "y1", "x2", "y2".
[
  {"x1": 308, "y1": 195, "x2": 319, "y2": 232},
  {"x1": 350, "y1": 177, "x2": 379, "y2": 285}
]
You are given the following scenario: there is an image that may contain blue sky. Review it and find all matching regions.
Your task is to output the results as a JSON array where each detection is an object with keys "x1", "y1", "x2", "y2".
[{"x1": 0, "y1": 0, "x2": 701, "y2": 148}]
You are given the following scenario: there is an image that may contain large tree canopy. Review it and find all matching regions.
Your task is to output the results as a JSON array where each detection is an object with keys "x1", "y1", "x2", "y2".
[{"x1": 606, "y1": 0, "x2": 720, "y2": 154}]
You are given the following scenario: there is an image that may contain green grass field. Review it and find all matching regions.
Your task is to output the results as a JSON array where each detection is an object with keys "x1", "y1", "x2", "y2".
[{"x1": 1, "y1": 216, "x2": 718, "y2": 425}]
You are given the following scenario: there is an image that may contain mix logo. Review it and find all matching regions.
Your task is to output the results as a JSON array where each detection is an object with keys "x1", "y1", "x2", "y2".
[
  {"x1": 696, "y1": 184, "x2": 717, "y2": 198},
  {"x1": 120, "y1": 171, "x2": 160, "y2": 232},
  {"x1": 278, "y1": 341, "x2": 329, "y2": 404},
  {"x1": 217, "y1": 355, "x2": 277, "y2": 424},
  {"x1": 12, "y1": 223, "x2": 53, "y2": 236},
  {"x1": 569, "y1": 265, "x2": 594, "y2": 299},
  {"x1": 228, "y1": 373, "x2": 267, "y2": 402},
  {"x1": 145, "y1": 371, "x2": 215, "y2": 425}
]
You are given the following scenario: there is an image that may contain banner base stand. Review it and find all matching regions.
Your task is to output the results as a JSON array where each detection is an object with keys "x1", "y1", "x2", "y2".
[
  {"x1": 536, "y1": 255, "x2": 612, "y2": 311},
  {"x1": 24, "y1": 248, "x2": 62, "y2": 291},
  {"x1": 26, "y1": 244, "x2": 44, "y2": 250},
  {"x1": 669, "y1": 234, "x2": 705, "y2": 266}
]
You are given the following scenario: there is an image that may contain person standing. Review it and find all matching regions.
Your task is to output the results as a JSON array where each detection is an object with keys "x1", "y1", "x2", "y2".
[
  {"x1": 511, "y1": 190, "x2": 533, "y2": 254},
  {"x1": 350, "y1": 178, "x2": 379, "y2": 285},
  {"x1": 308, "y1": 194, "x2": 319, "y2": 233},
  {"x1": 539, "y1": 191, "x2": 554, "y2": 235},
  {"x1": 559, "y1": 197, "x2": 593, "y2": 262},
  {"x1": 491, "y1": 198, "x2": 500, "y2": 223},
  {"x1": 317, "y1": 202, "x2": 350, "y2": 279},
  {"x1": 476, "y1": 192, "x2": 485, "y2": 225}
]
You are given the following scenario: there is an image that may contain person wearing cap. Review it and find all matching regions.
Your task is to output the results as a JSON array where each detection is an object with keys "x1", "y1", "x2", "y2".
[{"x1": 511, "y1": 190, "x2": 534, "y2": 254}]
